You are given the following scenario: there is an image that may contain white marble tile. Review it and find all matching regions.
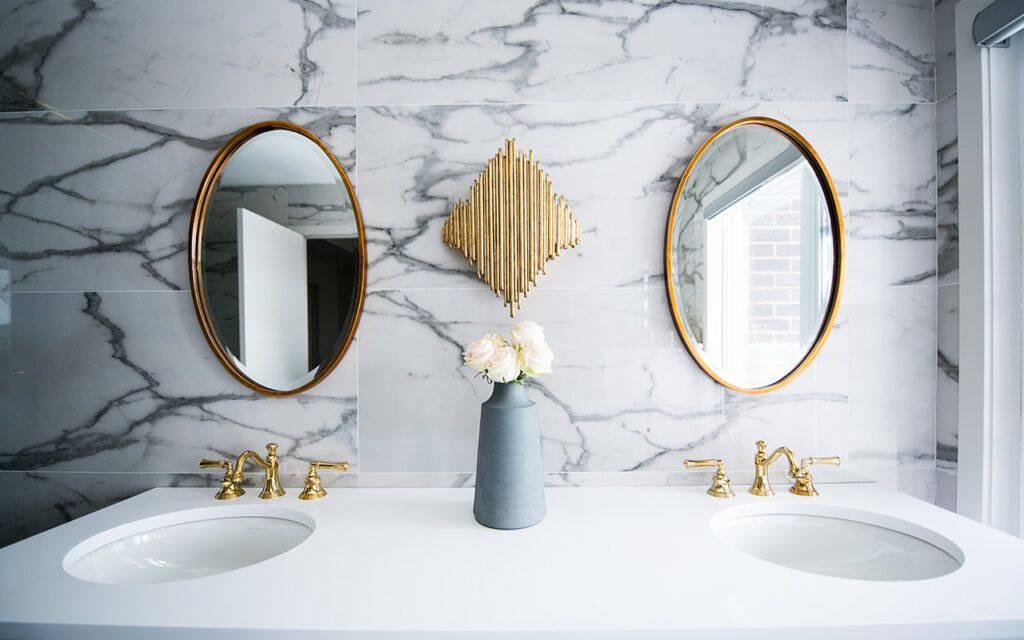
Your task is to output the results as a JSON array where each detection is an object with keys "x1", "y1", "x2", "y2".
[
  {"x1": 848, "y1": 103, "x2": 936, "y2": 287},
  {"x1": 0, "y1": 471, "x2": 217, "y2": 548},
  {"x1": 357, "y1": 285, "x2": 738, "y2": 473},
  {"x1": 356, "y1": 0, "x2": 848, "y2": 105},
  {"x1": 937, "y1": 283, "x2": 958, "y2": 471},
  {"x1": 937, "y1": 94, "x2": 958, "y2": 285},
  {"x1": 848, "y1": 285, "x2": 936, "y2": 487},
  {"x1": 359, "y1": 101, "x2": 849, "y2": 293},
  {"x1": 0, "y1": 0, "x2": 356, "y2": 112},
  {"x1": 898, "y1": 464, "x2": 937, "y2": 503},
  {"x1": 934, "y1": 0, "x2": 957, "y2": 101},
  {"x1": 0, "y1": 107, "x2": 356, "y2": 293},
  {"x1": 849, "y1": 0, "x2": 935, "y2": 103},
  {"x1": 358, "y1": 283, "x2": 850, "y2": 476},
  {"x1": 935, "y1": 467, "x2": 957, "y2": 512},
  {"x1": 0, "y1": 0, "x2": 950, "y2": 544},
  {"x1": 0, "y1": 291, "x2": 359, "y2": 474}
]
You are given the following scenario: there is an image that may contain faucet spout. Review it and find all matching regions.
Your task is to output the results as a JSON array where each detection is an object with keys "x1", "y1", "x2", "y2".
[
  {"x1": 749, "y1": 441, "x2": 798, "y2": 497},
  {"x1": 234, "y1": 449, "x2": 269, "y2": 476},
  {"x1": 233, "y1": 443, "x2": 286, "y2": 499},
  {"x1": 764, "y1": 446, "x2": 799, "y2": 477}
]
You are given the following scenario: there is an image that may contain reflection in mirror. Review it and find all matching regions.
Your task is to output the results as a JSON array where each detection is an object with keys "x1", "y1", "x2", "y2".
[
  {"x1": 190, "y1": 122, "x2": 364, "y2": 395},
  {"x1": 666, "y1": 118, "x2": 843, "y2": 393}
]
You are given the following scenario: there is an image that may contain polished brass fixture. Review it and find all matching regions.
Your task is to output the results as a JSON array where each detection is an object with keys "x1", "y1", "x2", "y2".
[
  {"x1": 298, "y1": 461, "x2": 350, "y2": 500},
  {"x1": 790, "y1": 455, "x2": 842, "y2": 497},
  {"x1": 683, "y1": 458, "x2": 735, "y2": 498},
  {"x1": 199, "y1": 443, "x2": 285, "y2": 500},
  {"x1": 198, "y1": 458, "x2": 245, "y2": 500},
  {"x1": 441, "y1": 138, "x2": 582, "y2": 317},
  {"x1": 236, "y1": 443, "x2": 286, "y2": 499},
  {"x1": 749, "y1": 440, "x2": 800, "y2": 497}
]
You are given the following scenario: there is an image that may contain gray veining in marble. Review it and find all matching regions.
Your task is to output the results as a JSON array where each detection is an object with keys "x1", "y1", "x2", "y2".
[
  {"x1": 0, "y1": 471, "x2": 216, "y2": 548},
  {"x1": 0, "y1": 0, "x2": 357, "y2": 112},
  {"x1": 358, "y1": 285, "x2": 848, "y2": 475},
  {"x1": 358, "y1": 0, "x2": 848, "y2": 105},
  {"x1": 0, "y1": 291, "x2": 358, "y2": 474},
  {"x1": 360, "y1": 101, "x2": 849, "y2": 295},
  {"x1": 937, "y1": 283, "x2": 958, "y2": 471},
  {"x1": 849, "y1": 0, "x2": 935, "y2": 103},
  {"x1": 0, "y1": 108, "x2": 355, "y2": 293},
  {"x1": 1, "y1": 0, "x2": 941, "y2": 547},
  {"x1": 848, "y1": 103, "x2": 936, "y2": 287},
  {"x1": 937, "y1": 94, "x2": 958, "y2": 285},
  {"x1": 934, "y1": 0, "x2": 956, "y2": 101}
]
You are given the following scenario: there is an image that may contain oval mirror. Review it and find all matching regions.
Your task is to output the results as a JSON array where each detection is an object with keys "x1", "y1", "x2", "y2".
[
  {"x1": 665, "y1": 117, "x2": 843, "y2": 393},
  {"x1": 188, "y1": 121, "x2": 365, "y2": 396}
]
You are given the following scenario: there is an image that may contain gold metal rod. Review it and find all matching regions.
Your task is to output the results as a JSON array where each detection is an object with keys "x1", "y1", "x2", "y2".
[{"x1": 440, "y1": 138, "x2": 581, "y2": 315}]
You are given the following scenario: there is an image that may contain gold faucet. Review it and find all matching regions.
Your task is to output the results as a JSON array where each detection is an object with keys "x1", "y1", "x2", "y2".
[
  {"x1": 199, "y1": 443, "x2": 285, "y2": 500},
  {"x1": 749, "y1": 440, "x2": 799, "y2": 497},
  {"x1": 790, "y1": 456, "x2": 841, "y2": 496}
]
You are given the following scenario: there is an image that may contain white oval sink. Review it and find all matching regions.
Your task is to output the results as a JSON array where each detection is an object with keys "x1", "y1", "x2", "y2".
[
  {"x1": 712, "y1": 504, "x2": 963, "y2": 581},
  {"x1": 63, "y1": 506, "x2": 314, "y2": 585}
]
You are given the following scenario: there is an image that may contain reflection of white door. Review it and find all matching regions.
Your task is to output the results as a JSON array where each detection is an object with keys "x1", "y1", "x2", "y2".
[{"x1": 237, "y1": 207, "x2": 308, "y2": 390}]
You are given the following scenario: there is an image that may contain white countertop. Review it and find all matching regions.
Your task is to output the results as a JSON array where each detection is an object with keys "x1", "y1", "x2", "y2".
[{"x1": 2, "y1": 484, "x2": 1024, "y2": 639}]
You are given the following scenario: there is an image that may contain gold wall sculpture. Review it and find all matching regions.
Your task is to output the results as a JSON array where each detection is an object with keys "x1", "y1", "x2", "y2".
[{"x1": 442, "y1": 138, "x2": 582, "y2": 316}]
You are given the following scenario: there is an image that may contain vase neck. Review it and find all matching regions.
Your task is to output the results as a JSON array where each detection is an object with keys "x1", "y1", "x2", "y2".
[{"x1": 487, "y1": 381, "x2": 532, "y2": 407}]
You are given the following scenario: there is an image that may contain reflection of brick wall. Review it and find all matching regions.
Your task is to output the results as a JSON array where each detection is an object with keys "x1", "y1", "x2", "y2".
[{"x1": 744, "y1": 176, "x2": 802, "y2": 380}]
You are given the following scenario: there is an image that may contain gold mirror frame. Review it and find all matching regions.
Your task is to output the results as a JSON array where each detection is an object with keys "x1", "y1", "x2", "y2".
[
  {"x1": 664, "y1": 117, "x2": 845, "y2": 394},
  {"x1": 188, "y1": 120, "x2": 366, "y2": 396}
]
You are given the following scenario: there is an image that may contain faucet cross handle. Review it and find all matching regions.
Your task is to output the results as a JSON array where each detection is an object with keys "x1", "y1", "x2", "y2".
[
  {"x1": 791, "y1": 455, "x2": 841, "y2": 497},
  {"x1": 199, "y1": 458, "x2": 244, "y2": 500},
  {"x1": 299, "y1": 461, "x2": 350, "y2": 500},
  {"x1": 684, "y1": 458, "x2": 735, "y2": 498}
]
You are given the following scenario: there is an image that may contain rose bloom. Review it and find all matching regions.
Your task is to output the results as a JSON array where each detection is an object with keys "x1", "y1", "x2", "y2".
[
  {"x1": 463, "y1": 334, "x2": 503, "y2": 371},
  {"x1": 509, "y1": 320, "x2": 545, "y2": 347},
  {"x1": 519, "y1": 340, "x2": 554, "y2": 377},
  {"x1": 487, "y1": 345, "x2": 522, "y2": 383}
]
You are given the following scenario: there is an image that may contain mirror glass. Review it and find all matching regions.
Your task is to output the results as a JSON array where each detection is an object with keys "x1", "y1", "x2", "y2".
[
  {"x1": 189, "y1": 122, "x2": 364, "y2": 395},
  {"x1": 666, "y1": 118, "x2": 842, "y2": 392}
]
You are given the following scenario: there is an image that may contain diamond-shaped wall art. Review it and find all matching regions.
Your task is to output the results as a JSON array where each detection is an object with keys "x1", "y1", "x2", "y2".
[{"x1": 441, "y1": 139, "x2": 582, "y2": 316}]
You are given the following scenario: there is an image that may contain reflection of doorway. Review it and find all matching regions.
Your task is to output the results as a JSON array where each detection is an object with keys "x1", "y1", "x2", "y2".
[
  {"x1": 237, "y1": 207, "x2": 309, "y2": 389},
  {"x1": 306, "y1": 238, "x2": 359, "y2": 370}
]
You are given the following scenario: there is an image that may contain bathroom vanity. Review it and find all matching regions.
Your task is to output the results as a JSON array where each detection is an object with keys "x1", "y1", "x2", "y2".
[{"x1": 1, "y1": 484, "x2": 1023, "y2": 639}]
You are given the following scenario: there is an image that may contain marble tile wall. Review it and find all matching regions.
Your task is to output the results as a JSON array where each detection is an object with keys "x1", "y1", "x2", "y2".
[
  {"x1": 0, "y1": 0, "x2": 939, "y2": 546},
  {"x1": 934, "y1": 0, "x2": 958, "y2": 512}
]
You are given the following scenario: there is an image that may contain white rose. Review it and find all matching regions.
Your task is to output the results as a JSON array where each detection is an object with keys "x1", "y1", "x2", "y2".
[
  {"x1": 519, "y1": 340, "x2": 554, "y2": 377},
  {"x1": 486, "y1": 345, "x2": 522, "y2": 383},
  {"x1": 510, "y1": 320, "x2": 545, "y2": 347},
  {"x1": 463, "y1": 334, "x2": 504, "y2": 371}
]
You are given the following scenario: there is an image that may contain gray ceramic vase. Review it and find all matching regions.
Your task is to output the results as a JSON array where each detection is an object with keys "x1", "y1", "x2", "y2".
[{"x1": 473, "y1": 381, "x2": 546, "y2": 529}]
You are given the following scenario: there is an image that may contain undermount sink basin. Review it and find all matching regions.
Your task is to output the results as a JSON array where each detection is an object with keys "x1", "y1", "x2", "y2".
[
  {"x1": 712, "y1": 503, "x2": 963, "y2": 581},
  {"x1": 63, "y1": 506, "x2": 314, "y2": 585}
]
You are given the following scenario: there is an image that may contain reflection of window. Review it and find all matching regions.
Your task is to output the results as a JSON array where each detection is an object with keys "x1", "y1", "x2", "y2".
[
  {"x1": 0, "y1": 269, "x2": 10, "y2": 353},
  {"x1": 0, "y1": 269, "x2": 9, "y2": 326},
  {"x1": 704, "y1": 163, "x2": 831, "y2": 384}
]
